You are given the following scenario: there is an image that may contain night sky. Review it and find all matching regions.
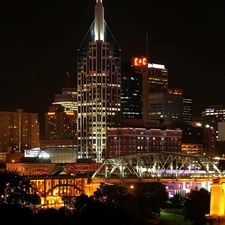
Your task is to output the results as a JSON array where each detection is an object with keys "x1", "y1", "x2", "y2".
[{"x1": 1, "y1": 1, "x2": 225, "y2": 134}]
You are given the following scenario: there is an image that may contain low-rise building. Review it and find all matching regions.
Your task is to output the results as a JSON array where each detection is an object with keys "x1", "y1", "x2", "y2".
[{"x1": 6, "y1": 152, "x2": 63, "y2": 176}]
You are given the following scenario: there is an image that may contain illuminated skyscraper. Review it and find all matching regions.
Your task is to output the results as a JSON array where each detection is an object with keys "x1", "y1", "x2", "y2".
[{"x1": 77, "y1": 0, "x2": 121, "y2": 162}]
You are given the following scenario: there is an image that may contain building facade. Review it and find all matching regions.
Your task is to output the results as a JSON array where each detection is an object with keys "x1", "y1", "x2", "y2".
[
  {"x1": 44, "y1": 104, "x2": 77, "y2": 140},
  {"x1": 126, "y1": 60, "x2": 192, "y2": 125},
  {"x1": 66, "y1": 159, "x2": 102, "y2": 175},
  {"x1": 0, "y1": 109, "x2": 39, "y2": 153},
  {"x1": 148, "y1": 92, "x2": 184, "y2": 124},
  {"x1": 53, "y1": 87, "x2": 77, "y2": 113},
  {"x1": 168, "y1": 88, "x2": 193, "y2": 124},
  {"x1": 202, "y1": 105, "x2": 225, "y2": 155},
  {"x1": 77, "y1": 0, "x2": 121, "y2": 162},
  {"x1": 106, "y1": 127, "x2": 182, "y2": 158},
  {"x1": 121, "y1": 63, "x2": 142, "y2": 119},
  {"x1": 40, "y1": 139, "x2": 77, "y2": 163},
  {"x1": 133, "y1": 60, "x2": 168, "y2": 120},
  {"x1": 6, "y1": 155, "x2": 63, "y2": 176},
  {"x1": 183, "y1": 94, "x2": 193, "y2": 124}
]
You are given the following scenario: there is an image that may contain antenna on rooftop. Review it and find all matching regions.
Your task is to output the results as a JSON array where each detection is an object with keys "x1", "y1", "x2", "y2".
[
  {"x1": 146, "y1": 29, "x2": 149, "y2": 61},
  {"x1": 66, "y1": 72, "x2": 71, "y2": 88}
]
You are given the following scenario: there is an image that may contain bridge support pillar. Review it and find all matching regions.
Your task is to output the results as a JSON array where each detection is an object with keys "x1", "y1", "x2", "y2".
[{"x1": 206, "y1": 178, "x2": 225, "y2": 225}]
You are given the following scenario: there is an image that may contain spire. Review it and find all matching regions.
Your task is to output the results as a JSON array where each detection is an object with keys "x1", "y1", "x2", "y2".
[{"x1": 94, "y1": 0, "x2": 104, "y2": 41}]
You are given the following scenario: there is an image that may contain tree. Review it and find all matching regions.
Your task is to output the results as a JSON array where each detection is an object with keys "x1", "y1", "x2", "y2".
[
  {"x1": 183, "y1": 187, "x2": 210, "y2": 225},
  {"x1": 167, "y1": 193, "x2": 185, "y2": 208},
  {"x1": 131, "y1": 182, "x2": 169, "y2": 220},
  {"x1": 0, "y1": 201, "x2": 33, "y2": 224},
  {"x1": 0, "y1": 171, "x2": 40, "y2": 207},
  {"x1": 93, "y1": 182, "x2": 132, "y2": 209},
  {"x1": 92, "y1": 182, "x2": 168, "y2": 224},
  {"x1": 74, "y1": 193, "x2": 93, "y2": 212}
]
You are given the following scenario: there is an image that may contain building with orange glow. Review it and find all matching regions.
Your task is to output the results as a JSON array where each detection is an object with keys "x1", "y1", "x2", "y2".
[
  {"x1": 0, "y1": 109, "x2": 39, "y2": 153},
  {"x1": 28, "y1": 175, "x2": 99, "y2": 209},
  {"x1": 206, "y1": 178, "x2": 225, "y2": 225},
  {"x1": 44, "y1": 104, "x2": 77, "y2": 140},
  {"x1": 6, "y1": 155, "x2": 63, "y2": 176},
  {"x1": 106, "y1": 127, "x2": 182, "y2": 158},
  {"x1": 181, "y1": 143, "x2": 203, "y2": 155}
]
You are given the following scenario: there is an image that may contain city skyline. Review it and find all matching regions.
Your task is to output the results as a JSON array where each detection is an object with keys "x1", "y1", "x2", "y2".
[{"x1": 1, "y1": 1, "x2": 225, "y2": 126}]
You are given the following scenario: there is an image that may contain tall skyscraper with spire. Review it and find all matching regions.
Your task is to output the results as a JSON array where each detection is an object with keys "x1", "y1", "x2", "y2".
[{"x1": 77, "y1": 0, "x2": 121, "y2": 162}]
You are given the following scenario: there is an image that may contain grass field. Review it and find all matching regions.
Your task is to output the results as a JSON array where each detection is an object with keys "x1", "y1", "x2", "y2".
[{"x1": 158, "y1": 212, "x2": 191, "y2": 225}]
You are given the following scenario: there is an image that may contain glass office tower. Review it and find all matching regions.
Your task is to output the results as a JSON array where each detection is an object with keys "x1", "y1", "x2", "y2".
[{"x1": 77, "y1": 0, "x2": 121, "y2": 162}]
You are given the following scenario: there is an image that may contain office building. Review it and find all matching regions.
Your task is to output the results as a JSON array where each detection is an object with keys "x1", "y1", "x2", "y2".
[
  {"x1": 44, "y1": 104, "x2": 77, "y2": 140},
  {"x1": 77, "y1": 0, "x2": 121, "y2": 162},
  {"x1": 107, "y1": 127, "x2": 182, "y2": 158},
  {"x1": 121, "y1": 63, "x2": 142, "y2": 119},
  {"x1": 131, "y1": 58, "x2": 169, "y2": 120},
  {"x1": 202, "y1": 105, "x2": 225, "y2": 155},
  {"x1": 180, "y1": 122, "x2": 204, "y2": 155},
  {"x1": 183, "y1": 94, "x2": 193, "y2": 123},
  {"x1": 130, "y1": 59, "x2": 192, "y2": 125},
  {"x1": 45, "y1": 86, "x2": 77, "y2": 140},
  {"x1": 0, "y1": 109, "x2": 39, "y2": 153},
  {"x1": 148, "y1": 92, "x2": 183, "y2": 124}
]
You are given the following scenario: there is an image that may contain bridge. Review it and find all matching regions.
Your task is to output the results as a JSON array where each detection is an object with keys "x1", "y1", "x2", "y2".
[
  {"x1": 27, "y1": 152, "x2": 225, "y2": 209},
  {"x1": 91, "y1": 151, "x2": 224, "y2": 184}
]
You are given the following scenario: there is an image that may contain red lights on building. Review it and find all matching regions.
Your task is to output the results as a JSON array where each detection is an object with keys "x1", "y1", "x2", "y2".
[{"x1": 132, "y1": 57, "x2": 148, "y2": 67}]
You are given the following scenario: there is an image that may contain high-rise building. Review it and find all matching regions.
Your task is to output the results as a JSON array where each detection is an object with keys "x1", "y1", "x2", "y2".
[
  {"x1": 77, "y1": 0, "x2": 121, "y2": 162},
  {"x1": 44, "y1": 104, "x2": 77, "y2": 140},
  {"x1": 132, "y1": 58, "x2": 168, "y2": 120},
  {"x1": 183, "y1": 94, "x2": 192, "y2": 124},
  {"x1": 168, "y1": 89, "x2": 192, "y2": 124},
  {"x1": 202, "y1": 105, "x2": 225, "y2": 155},
  {"x1": 134, "y1": 60, "x2": 168, "y2": 93},
  {"x1": 0, "y1": 109, "x2": 39, "y2": 152},
  {"x1": 121, "y1": 63, "x2": 142, "y2": 119},
  {"x1": 148, "y1": 92, "x2": 184, "y2": 124},
  {"x1": 147, "y1": 63, "x2": 168, "y2": 94},
  {"x1": 44, "y1": 85, "x2": 77, "y2": 140}
]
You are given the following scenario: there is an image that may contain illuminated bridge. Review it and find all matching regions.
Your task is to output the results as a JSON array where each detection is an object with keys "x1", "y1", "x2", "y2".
[
  {"x1": 91, "y1": 151, "x2": 224, "y2": 184},
  {"x1": 27, "y1": 152, "x2": 225, "y2": 209}
]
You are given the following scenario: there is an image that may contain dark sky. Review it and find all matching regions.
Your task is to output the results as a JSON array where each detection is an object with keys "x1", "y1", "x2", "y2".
[{"x1": 1, "y1": 1, "x2": 225, "y2": 131}]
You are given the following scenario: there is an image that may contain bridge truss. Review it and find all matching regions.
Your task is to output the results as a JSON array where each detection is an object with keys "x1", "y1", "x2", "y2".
[{"x1": 91, "y1": 151, "x2": 221, "y2": 182}]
